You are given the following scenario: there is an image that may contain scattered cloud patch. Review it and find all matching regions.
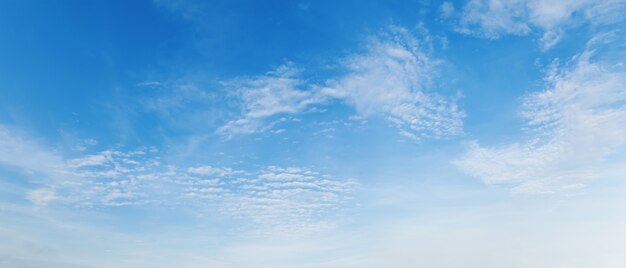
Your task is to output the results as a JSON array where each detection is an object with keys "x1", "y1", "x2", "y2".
[
  {"x1": 68, "y1": 153, "x2": 110, "y2": 168},
  {"x1": 455, "y1": 32, "x2": 626, "y2": 193},
  {"x1": 221, "y1": 166, "x2": 358, "y2": 235},
  {"x1": 454, "y1": 0, "x2": 626, "y2": 50},
  {"x1": 323, "y1": 27, "x2": 464, "y2": 140},
  {"x1": 0, "y1": 126, "x2": 356, "y2": 233},
  {"x1": 66, "y1": 153, "x2": 357, "y2": 232}
]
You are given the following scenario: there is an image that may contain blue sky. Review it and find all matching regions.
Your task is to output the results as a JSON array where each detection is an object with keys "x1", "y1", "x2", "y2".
[{"x1": 1, "y1": 0, "x2": 626, "y2": 267}]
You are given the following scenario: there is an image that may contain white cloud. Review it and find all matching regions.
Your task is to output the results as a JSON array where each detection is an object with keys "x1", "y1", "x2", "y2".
[
  {"x1": 217, "y1": 65, "x2": 327, "y2": 136},
  {"x1": 219, "y1": 27, "x2": 464, "y2": 140},
  {"x1": 457, "y1": 0, "x2": 531, "y2": 38},
  {"x1": 455, "y1": 0, "x2": 626, "y2": 50},
  {"x1": 455, "y1": 32, "x2": 626, "y2": 193},
  {"x1": 323, "y1": 27, "x2": 464, "y2": 140}
]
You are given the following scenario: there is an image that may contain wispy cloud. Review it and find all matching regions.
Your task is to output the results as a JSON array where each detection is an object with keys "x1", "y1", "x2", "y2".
[
  {"x1": 219, "y1": 27, "x2": 463, "y2": 140},
  {"x1": 451, "y1": 0, "x2": 626, "y2": 50},
  {"x1": 217, "y1": 65, "x2": 327, "y2": 136},
  {"x1": 323, "y1": 26, "x2": 463, "y2": 140},
  {"x1": 455, "y1": 31, "x2": 626, "y2": 193},
  {"x1": 0, "y1": 125, "x2": 68, "y2": 180}
]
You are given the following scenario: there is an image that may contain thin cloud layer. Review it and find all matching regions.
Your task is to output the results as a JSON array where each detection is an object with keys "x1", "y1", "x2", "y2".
[{"x1": 455, "y1": 32, "x2": 626, "y2": 193}]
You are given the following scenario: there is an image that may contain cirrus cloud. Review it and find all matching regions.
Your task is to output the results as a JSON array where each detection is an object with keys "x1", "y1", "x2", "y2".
[{"x1": 455, "y1": 31, "x2": 626, "y2": 193}]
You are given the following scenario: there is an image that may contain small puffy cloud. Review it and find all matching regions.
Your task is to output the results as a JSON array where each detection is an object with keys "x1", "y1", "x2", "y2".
[
  {"x1": 68, "y1": 153, "x2": 109, "y2": 168},
  {"x1": 455, "y1": 32, "x2": 626, "y2": 193},
  {"x1": 27, "y1": 188, "x2": 58, "y2": 206},
  {"x1": 187, "y1": 165, "x2": 242, "y2": 177}
]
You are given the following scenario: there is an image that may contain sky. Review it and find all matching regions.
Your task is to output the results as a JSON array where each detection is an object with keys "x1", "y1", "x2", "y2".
[{"x1": 1, "y1": 0, "x2": 626, "y2": 267}]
